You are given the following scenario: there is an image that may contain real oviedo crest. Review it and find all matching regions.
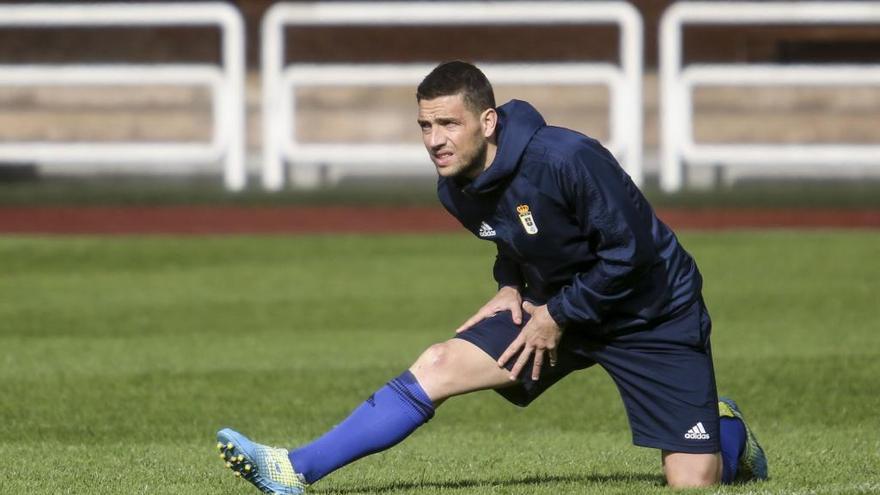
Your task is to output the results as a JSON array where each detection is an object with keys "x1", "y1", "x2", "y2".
[{"x1": 516, "y1": 204, "x2": 538, "y2": 235}]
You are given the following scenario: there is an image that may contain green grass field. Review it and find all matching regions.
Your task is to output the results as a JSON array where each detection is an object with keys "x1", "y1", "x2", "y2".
[{"x1": 1, "y1": 232, "x2": 878, "y2": 494}]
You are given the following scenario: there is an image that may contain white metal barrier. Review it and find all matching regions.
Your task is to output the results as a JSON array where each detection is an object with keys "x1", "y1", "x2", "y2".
[
  {"x1": 262, "y1": 2, "x2": 643, "y2": 190},
  {"x1": 659, "y1": 2, "x2": 880, "y2": 192},
  {"x1": 0, "y1": 3, "x2": 246, "y2": 191}
]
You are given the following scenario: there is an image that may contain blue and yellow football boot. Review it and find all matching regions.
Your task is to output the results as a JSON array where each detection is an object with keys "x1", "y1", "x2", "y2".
[
  {"x1": 217, "y1": 428, "x2": 308, "y2": 495},
  {"x1": 718, "y1": 397, "x2": 768, "y2": 482}
]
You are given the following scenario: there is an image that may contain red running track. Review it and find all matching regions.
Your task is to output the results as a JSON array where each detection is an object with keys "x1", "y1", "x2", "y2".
[{"x1": 0, "y1": 206, "x2": 877, "y2": 234}]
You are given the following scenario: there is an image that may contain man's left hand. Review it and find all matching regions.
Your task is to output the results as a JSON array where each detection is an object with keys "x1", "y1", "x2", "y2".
[{"x1": 497, "y1": 302, "x2": 563, "y2": 381}]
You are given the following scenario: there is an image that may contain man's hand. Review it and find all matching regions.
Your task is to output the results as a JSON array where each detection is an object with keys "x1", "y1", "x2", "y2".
[
  {"x1": 455, "y1": 286, "x2": 522, "y2": 334},
  {"x1": 497, "y1": 302, "x2": 563, "y2": 381}
]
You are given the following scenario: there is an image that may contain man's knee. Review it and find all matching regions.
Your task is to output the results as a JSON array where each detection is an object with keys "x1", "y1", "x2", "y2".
[
  {"x1": 662, "y1": 452, "x2": 721, "y2": 489},
  {"x1": 411, "y1": 342, "x2": 456, "y2": 382},
  {"x1": 409, "y1": 341, "x2": 462, "y2": 403},
  {"x1": 409, "y1": 338, "x2": 511, "y2": 403},
  {"x1": 665, "y1": 469, "x2": 717, "y2": 489}
]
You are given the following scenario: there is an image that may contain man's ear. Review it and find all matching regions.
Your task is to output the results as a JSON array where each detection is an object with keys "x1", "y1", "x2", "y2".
[{"x1": 480, "y1": 108, "x2": 498, "y2": 138}]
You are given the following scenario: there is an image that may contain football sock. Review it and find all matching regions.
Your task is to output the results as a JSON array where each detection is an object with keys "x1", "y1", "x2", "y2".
[
  {"x1": 288, "y1": 370, "x2": 435, "y2": 484},
  {"x1": 720, "y1": 416, "x2": 746, "y2": 484}
]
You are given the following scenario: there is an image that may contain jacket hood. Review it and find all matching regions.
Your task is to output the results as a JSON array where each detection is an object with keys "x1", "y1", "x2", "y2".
[{"x1": 461, "y1": 99, "x2": 546, "y2": 195}]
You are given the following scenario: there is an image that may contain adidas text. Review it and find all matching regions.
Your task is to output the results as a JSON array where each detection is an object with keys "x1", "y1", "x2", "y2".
[{"x1": 684, "y1": 422, "x2": 710, "y2": 440}]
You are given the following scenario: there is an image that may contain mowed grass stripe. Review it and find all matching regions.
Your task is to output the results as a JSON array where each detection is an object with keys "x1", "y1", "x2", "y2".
[{"x1": 0, "y1": 232, "x2": 878, "y2": 494}]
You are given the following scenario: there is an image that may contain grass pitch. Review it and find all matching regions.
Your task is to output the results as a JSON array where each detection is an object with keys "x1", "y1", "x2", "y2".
[{"x1": 1, "y1": 231, "x2": 878, "y2": 494}]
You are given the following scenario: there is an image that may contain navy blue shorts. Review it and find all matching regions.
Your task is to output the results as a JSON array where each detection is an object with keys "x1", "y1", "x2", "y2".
[{"x1": 455, "y1": 299, "x2": 720, "y2": 453}]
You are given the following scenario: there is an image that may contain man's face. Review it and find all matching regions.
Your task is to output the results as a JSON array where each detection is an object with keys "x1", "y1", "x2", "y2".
[{"x1": 417, "y1": 93, "x2": 492, "y2": 179}]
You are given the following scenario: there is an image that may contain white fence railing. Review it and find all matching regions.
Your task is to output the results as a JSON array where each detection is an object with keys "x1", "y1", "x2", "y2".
[
  {"x1": 659, "y1": 1, "x2": 880, "y2": 193},
  {"x1": 261, "y1": 1, "x2": 643, "y2": 190},
  {"x1": 10, "y1": 2, "x2": 876, "y2": 193},
  {"x1": 0, "y1": 3, "x2": 246, "y2": 191}
]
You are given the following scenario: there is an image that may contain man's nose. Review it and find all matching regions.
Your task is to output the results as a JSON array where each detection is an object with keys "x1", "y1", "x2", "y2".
[{"x1": 428, "y1": 127, "x2": 446, "y2": 148}]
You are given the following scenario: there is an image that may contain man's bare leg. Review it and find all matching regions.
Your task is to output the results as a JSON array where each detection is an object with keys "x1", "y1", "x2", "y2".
[{"x1": 410, "y1": 338, "x2": 514, "y2": 406}]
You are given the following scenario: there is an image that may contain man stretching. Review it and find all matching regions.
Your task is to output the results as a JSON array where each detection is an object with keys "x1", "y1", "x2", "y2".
[{"x1": 216, "y1": 61, "x2": 767, "y2": 494}]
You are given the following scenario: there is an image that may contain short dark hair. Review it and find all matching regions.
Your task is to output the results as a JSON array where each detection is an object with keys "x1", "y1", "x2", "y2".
[{"x1": 416, "y1": 61, "x2": 495, "y2": 114}]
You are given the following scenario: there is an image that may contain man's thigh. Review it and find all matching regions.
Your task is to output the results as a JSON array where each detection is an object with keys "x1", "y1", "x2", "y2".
[
  {"x1": 409, "y1": 338, "x2": 513, "y2": 402},
  {"x1": 455, "y1": 310, "x2": 595, "y2": 407}
]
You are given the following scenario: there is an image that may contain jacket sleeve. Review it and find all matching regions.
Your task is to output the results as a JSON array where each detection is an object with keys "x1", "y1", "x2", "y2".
[
  {"x1": 493, "y1": 247, "x2": 524, "y2": 290},
  {"x1": 545, "y1": 147, "x2": 655, "y2": 328}
]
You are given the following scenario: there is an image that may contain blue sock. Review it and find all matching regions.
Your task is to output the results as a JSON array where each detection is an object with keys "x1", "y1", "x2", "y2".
[
  {"x1": 288, "y1": 370, "x2": 435, "y2": 484},
  {"x1": 720, "y1": 417, "x2": 746, "y2": 484}
]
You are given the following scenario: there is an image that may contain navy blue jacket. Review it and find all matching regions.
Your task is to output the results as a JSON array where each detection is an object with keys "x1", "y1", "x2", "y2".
[{"x1": 438, "y1": 100, "x2": 702, "y2": 335}]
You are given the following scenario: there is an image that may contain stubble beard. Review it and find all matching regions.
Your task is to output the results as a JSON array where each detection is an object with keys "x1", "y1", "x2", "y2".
[{"x1": 452, "y1": 140, "x2": 488, "y2": 180}]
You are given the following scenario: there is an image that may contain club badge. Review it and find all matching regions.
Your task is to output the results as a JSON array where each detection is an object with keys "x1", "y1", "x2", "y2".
[{"x1": 516, "y1": 204, "x2": 538, "y2": 235}]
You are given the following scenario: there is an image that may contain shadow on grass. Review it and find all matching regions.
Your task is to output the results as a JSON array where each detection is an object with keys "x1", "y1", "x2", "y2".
[{"x1": 314, "y1": 472, "x2": 665, "y2": 494}]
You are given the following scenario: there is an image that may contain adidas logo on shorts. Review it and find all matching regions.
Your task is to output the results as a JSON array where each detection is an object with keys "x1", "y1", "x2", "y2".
[{"x1": 684, "y1": 422, "x2": 710, "y2": 440}]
